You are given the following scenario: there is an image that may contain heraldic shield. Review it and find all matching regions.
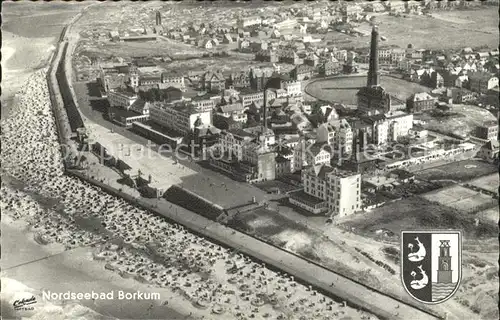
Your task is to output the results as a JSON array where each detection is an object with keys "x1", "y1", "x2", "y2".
[{"x1": 401, "y1": 230, "x2": 462, "y2": 304}]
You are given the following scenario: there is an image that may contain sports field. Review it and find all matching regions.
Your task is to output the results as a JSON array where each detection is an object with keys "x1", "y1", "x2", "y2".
[
  {"x1": 305, "y1": 75, "x2": 430, "y2": 105},
  {"x1": 422, "y1": 185, "x2": 495, "y2": 213},
  {"x1": 416, "y1": 160, "x2": 499, "y2": 182},
  {"x1": 467, "y1": 173, "x2": 499, "y2": 195}
]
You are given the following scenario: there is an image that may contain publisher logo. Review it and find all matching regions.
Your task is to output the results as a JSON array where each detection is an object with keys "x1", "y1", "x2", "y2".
[{"x1": 13, "y1": 295, "x2": 37, "y2": 311}]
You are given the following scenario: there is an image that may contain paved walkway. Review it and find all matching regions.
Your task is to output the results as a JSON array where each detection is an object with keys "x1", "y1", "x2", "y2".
[
  {"x1": 69, "y1": 168, "x2": 440, "y2": 320},
  {"x1": 143, "y1": 196, "x2": 440, "y2": 320}
]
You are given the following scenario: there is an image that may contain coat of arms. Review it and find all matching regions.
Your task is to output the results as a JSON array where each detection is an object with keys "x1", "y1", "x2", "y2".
[{"x1": 401, "y1": 230, "x2": 462, "y2": 304}]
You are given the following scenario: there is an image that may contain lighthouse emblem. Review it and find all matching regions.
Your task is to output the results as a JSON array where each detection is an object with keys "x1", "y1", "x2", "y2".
[{"x1": 401, "y1": 230, "x2": 462, "y2": 304}]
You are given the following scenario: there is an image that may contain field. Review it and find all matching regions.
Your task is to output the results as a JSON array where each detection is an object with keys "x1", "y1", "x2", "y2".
[
  {"x1": 341, "y1": 196, "x2": 498, "y2": 239},
  {"x1": 305, "y1": 75, "x2": 430, "y2": 105},
  {"x1": 476, "y1": 206, "x2": 499, "y2": 224},
  {"x1": 415, "y1": 160, "x2": 498, "y2": 182},
  {"x1": 415, "y1": 104, "x2": 497, "y2": 138},
  {"x1": 2, "y1": 2, "x2": 86, "y2": 39},
  {"x1": 468, "y1": 174, "x2": 499, "y2": 194},
  {"x1": 226, "y1": 207, "x2": 395, "y2": 290},
  {"x1": 319, "y1": 8, "x2": 499, "y2": 50},
  {"x1": 422, "y1": 185, "x2": 496, "y2": 213}
]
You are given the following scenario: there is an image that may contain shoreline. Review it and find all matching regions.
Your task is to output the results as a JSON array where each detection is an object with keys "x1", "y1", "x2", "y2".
[
  {"x1": 1, "y1": 46, "x2": 16, "y2": 70},
  {"x1": 1, "y1": 215, "x2": 206, "y2": 320}
]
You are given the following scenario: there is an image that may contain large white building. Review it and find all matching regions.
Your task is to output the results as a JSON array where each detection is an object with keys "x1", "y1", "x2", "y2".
[
  {"x1": 149, "y1": 102, "x2": 212, "y2": 136},
  {"x1": 280, "y1": 80, "x2": 302, "y2": 97},
  {"x1": 317, "y1": 119, "x2": 353, "y2": 156},
  {"x1": 294, "y1": 164, "x2": 362, "y2": 217},
  {"x1": 240, "y1": 90, "x2": 264, "y2": 107},
  {"x1": 160, "y1": 73, "x2": 186, "y2": 91},
  {"x1": 386, "y1": 111, "x2": 413, "y2": 142},
  {"x1": 218, "y1": 129, "x2": 256, "y2": 160},
  {"x1": 217, "y1": 103, "x2": 247, "y2": 124},
  {"x1": 108, "y1": 89, "x2": 138, "y2": 108},
  {"x1": 305, "y1": 143, "x2": 331, "y2": 167}
]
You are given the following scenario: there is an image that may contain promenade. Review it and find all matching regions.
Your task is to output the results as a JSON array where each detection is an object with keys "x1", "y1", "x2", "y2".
[{"x1": 69, "y1": 169, "x2": 441, "y2": 320}]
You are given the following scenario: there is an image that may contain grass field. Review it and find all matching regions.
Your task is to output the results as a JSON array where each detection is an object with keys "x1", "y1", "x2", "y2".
[
  {"x1": 226, "y1": 208, "x2": 391, "y2": 289},
  {"x1": 319, "y1": 8, "x2": 498, "y2": 50},
  {"x1": 476, "y1": 207, "x2": 499, "y2": 223},
  {"x1": 341, "y1": 196, "x2": 497, "y2": 239},
  {"x1": 305, "y1": 75, "x2": 430, "y2": 104},
  {"x1": 467, "y1": 174, "x2": 499, "y2": 194},
  {"x1": 422, "y1": 185, "x2": 496, "y2": 212},
  {"x1": 415, "y1": 104, "x2": 497, "y2": 138},
  {"x1": 416, "y1": 160, "x2": 498, "y2": 182}
]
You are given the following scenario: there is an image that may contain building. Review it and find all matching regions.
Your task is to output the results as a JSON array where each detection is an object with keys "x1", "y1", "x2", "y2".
[
  {"x1": 290, "y1": 64, "x2": 316, "y2": 81},
  {"x1": 161, "y1": 73, "x2": 186, "y2": 91},
  {"x1": 216, "y1": 102, "x2": 247, "y2": 124},
  {"x1": 217, "y1": 128, "x2": 256, "y2": 160},
  {"x1": 249, "y1": 66, "x2": 274, "y2": 91},
  {"x1": 149, "y1": 102, "x2": 212, "y2": 136},
  {"x1": 290, "y1": 164, "x2": 361, "y2": 217},
  {"x1": 229, "y1": 71, "x2": 251, "y2": 89},
  {"x1": 275, "y1": 155, "x2": 292, "y2": 176},
  {"x1": 107, "y1": 89, "x2": 138, "y2": 108},
  {"x1": 386, "y1": 111, "x2": 413, "y2": 142},
  {"x1": 240, "y1": 89, "x2": 264, "y2": 107},
  {"x1": 108, "y1": 106, "x2": 150, "y2": 127},
  {"x1": 407, "y1": 92, "x2": 437, "y2": 113},
  {"x1": 191, "y1": 95, "x2": 217, "y2": 112},
  {"x1": 319, "y1": 60, "x2": 341, "y2": 76},
  {"x1": 139, "y1": 75, "x2": 162, "y2": 86},
  {"x1": 305, "y1": 142, "x2": 331, "y2": 167},
  {"x1": 447, "y1": 88, "x2": 475, "y2": 104},
  {"x1": 210, "y1": 126, "x2": 277, "y2": 183},
  {"x1": 317, "y1": 119, "x2": 353, "y2": 157},
  {"x1": 468, "y1": 72, "x2": 499, "y2": 94},
  {"x1": 274, "y1": 19, "x2": 298, "y2": 30},
  {"x1": 361, "y1": 113, "x2": 389, "y2": 146},
  {"x1": 357, "y1": 86, "x2": 391, "y2": 114},
  {"x1": 238, "y1": 16, "x2": 262, "y2": 28},
  {"x1": 201, "y1": 71, "x2": 226, "y2": 93},
  {"x1": 475, "y1": 120, "x2": 498, "y2": 141},
  {"x1": 280, "y1": 80, "x2": 302, "y2": 97},
  {"x1": 477, "y1": 140, "x2": 499, "y2": 163}
]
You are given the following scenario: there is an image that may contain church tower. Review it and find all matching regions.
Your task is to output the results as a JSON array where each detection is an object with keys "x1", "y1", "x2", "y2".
[
  {"x1": 155, "y1": 11, "x2": 162, "y2": 26},
  {"x1": 367, "y1": 25, "x2": 380, "y2": 87},
  {"x1": 437, "y1": 240, "x2": 453, "y2": 283}
]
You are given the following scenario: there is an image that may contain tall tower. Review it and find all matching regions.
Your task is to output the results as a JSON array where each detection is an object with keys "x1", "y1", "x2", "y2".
[
  {"x1": 263, "y1": 88, "x2": 268, "y2": 129},
  {"x1": 367, "y1": 25, "x2": 380, "y2": 87},
  {"x1": 155, "y1": 11, "x2": 162, "y2": 26},
  {"x1": 129, "y1": 65, "x2": 139, "y2": 89},
  {"x1": 437, "y1": 240, "x2": 453, "y2": 283}
]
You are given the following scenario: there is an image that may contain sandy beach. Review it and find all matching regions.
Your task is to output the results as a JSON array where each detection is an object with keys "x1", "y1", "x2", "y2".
[
  {"x1": 0, "y1": 67, "x2": 377, "y2": 320},
  {"x1": 1, "y1": 216, "x2": 199, "y2": 320}
]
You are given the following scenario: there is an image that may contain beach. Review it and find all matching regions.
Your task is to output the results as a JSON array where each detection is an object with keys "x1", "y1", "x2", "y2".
[
  {"x1": 0, "y1": 63, "x2": 375, "y2": 320},
  {"x1": 1, "y1": 216, "x2": 195, "y2": 320}
]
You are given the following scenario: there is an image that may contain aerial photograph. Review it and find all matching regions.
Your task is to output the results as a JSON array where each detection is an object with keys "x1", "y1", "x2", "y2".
[{"x1": 1, "y1": 1, "x2": 498, "y2": 320}]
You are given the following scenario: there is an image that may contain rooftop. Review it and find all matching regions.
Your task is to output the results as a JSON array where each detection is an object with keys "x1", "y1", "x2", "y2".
[{"x1": 289, "y1": 190, "x2": 325, "y2": 206}]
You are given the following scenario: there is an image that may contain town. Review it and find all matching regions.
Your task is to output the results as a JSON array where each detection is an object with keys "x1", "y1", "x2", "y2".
[
  {"x1": 2, "y1": 1, "x2": 498, "y2": 320},
  {"x1": 72, "y1": 1, "x2": 498, "y2": 219}
]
